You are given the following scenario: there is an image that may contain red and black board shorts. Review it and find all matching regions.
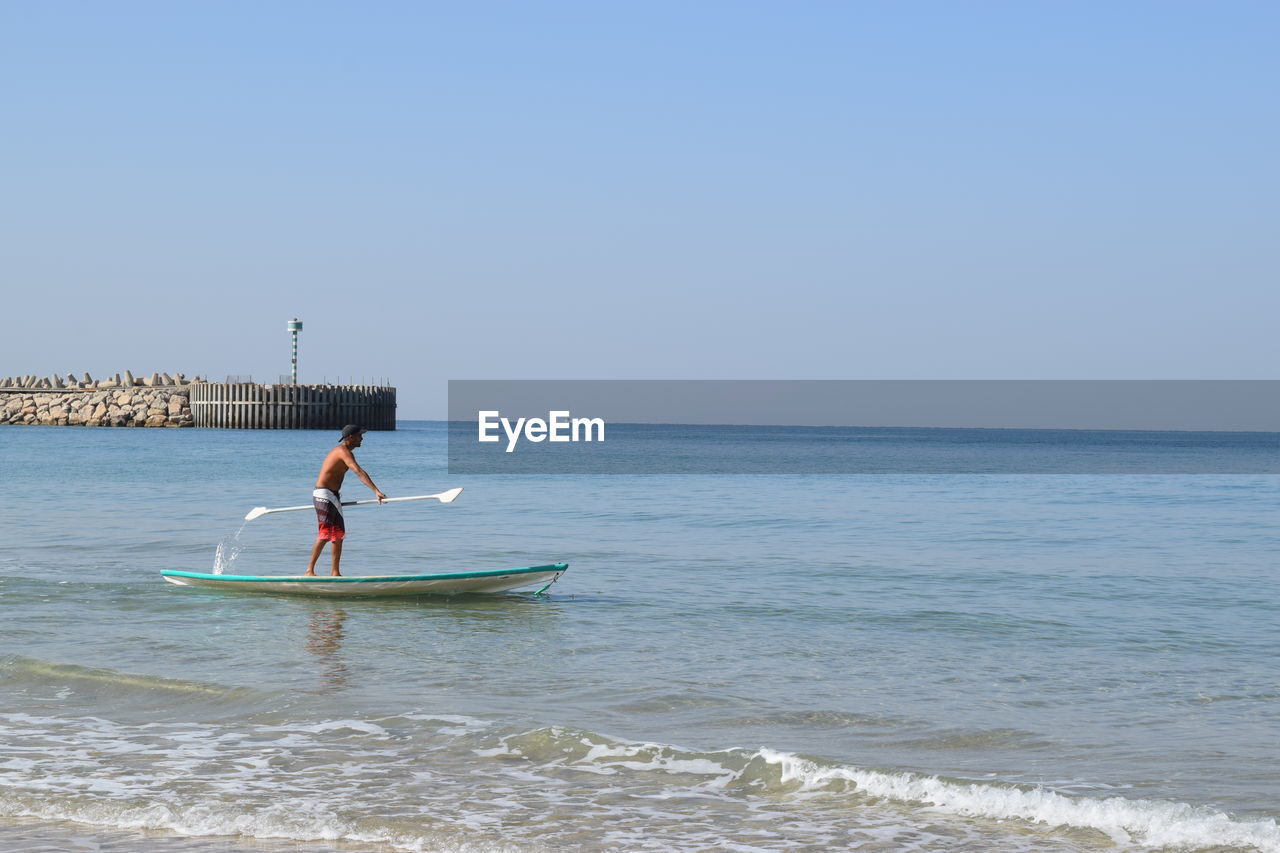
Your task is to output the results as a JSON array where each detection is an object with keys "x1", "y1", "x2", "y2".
[{"x1": 312, "y1": 489, "x2": 345, "y2": 541}]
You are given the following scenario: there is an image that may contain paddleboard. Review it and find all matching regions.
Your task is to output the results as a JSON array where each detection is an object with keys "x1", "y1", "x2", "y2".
[{"x1": 160, "y1": 563, "x2": 568, "y2": 597}]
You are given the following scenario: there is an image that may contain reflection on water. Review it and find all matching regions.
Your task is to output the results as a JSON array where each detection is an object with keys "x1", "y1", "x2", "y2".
[
  {"x1": 305, "y1": 608, "x2": 349, "y2": 692},
  {"x1": 294, "y1": 592, "x2": 570, "y2": 693}
]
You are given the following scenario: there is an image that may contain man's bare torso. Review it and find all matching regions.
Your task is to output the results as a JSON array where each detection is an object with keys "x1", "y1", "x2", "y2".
[{"x1": 315, "y1": 445, "x2": 355, "y2": 491}]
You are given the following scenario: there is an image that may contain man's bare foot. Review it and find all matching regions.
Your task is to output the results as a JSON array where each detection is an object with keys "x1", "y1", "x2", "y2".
[
  {"x1": 304, "y1": 571, "x2": 316, "y2": 576},
  {"x1": 330, "y1": 572, "x2": 342, "y2": 577}
]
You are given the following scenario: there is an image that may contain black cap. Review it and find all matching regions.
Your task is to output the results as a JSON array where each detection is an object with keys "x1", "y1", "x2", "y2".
[{"x1": 340, "y1": 424, "x2": 367, "y2": 438}]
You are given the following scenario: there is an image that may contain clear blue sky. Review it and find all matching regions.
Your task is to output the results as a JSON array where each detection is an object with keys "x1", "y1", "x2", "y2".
[{"x1": 2, "y1": 1, "x2": 1276, "y2": 418}]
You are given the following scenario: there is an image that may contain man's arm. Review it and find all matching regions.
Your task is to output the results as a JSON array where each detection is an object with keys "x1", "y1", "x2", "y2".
[{"x1": 340, "y1": 447, "x2": 387, "y2": 502}]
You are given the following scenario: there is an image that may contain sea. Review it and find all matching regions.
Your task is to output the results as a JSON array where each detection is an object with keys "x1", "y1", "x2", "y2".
[{"x1": 0, "y1": 421, "x2": 1277, "y2": 852}]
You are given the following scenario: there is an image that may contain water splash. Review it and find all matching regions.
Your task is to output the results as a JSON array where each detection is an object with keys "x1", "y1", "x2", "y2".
[{"x1": 212, "y1": 523, "x2": 248, "y2": 574}]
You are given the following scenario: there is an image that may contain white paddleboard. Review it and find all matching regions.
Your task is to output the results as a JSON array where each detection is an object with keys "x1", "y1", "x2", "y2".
[{"x1": 161, "y1": 563, "x2": 567, "y2": 597}]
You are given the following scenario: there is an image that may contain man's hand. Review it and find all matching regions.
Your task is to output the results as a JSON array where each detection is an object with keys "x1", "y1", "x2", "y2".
[{"x1": 376, "y1": 490, "x2": 388, "y2": 504}]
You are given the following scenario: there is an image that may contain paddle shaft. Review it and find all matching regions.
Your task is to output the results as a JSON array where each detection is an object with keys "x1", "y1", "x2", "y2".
[{"x1": 339, "y1": 495, "x2": 446, "y2": 508}]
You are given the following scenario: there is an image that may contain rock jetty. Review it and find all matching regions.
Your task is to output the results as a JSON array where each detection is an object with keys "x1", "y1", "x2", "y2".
[{"x1": 0, "y1": 372, "x2": 202, "y2": 427}]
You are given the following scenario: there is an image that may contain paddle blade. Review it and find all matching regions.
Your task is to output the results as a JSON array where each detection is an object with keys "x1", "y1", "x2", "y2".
[
  {"x1": 244, "y1": 506, "x2": 271, "y2": 521},
  {"x1": 437, "y1": 487, "x2": 463, "y2": 503}
]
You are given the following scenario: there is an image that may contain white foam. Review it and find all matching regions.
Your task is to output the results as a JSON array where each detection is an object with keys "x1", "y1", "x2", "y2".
[
  {"x1": 298, "y1": 719, "x2": 390, "y2": 737},
  {"x1": 758, "y1": 748, "x2": 1280, "y2": 851},
  {"x1": 400, "y1": 713, "x2": 490, "y2": 728},
  {"x1": 0, "y1": 795, "x2": 529, "y2": 853},
  {"x1": 2, "y1": 709, "x2": 1274, "y2": 853},
  {"x1": 577, "y1": 741, "x2": 741, "y2": 784},
  {"x1": 491, "y1": 727, "x2": 1280, "y2": 850}
]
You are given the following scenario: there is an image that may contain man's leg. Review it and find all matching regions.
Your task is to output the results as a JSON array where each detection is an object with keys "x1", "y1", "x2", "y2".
[
  {"x1": 306, "y1": 538, "x2": 327, "y2": 576},
  {"x1": 330, "y1": 539, "x2": 343, "y2": 577}
]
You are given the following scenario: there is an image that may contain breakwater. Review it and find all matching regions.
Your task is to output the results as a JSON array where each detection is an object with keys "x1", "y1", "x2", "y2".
[
  {"x1": 0, "y1": 371, "x2": 195, "y2": 427},
  {"x1": 190, "y1": 383, "x2": 396, "y2": 430},
  {"x1": 1, "y1": 372, "x2": 396, "y2": 429}
]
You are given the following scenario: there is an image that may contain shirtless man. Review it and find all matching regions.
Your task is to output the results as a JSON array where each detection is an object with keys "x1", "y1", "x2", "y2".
[{"x1": 306, "y1": 424, "x2": 388, "y2": 576}]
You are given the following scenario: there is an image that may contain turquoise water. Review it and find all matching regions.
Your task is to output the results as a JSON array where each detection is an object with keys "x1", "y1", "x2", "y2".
[{"x1": 1, "y1": 422, "x2": 1277, "y2": 851}]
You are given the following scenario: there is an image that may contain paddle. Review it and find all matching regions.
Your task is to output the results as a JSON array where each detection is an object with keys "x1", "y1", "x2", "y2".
[{"x1": 244, "y1": 488, "x2": 463, "y2": 521}]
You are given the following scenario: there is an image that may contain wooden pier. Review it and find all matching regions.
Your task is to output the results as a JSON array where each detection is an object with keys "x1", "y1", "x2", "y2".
[{"x1": 190, "y1": 383, "x2": 396, "y2": 430}]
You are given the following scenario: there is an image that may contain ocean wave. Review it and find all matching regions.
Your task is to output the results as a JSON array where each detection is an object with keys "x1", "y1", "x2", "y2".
[
  {"x1": 757, "y1": 748, "x2": 1280, "y2": 851},
  {"x1": 0, "y1": 654, "x2": 259, "y2": 703},
  {"x1": 0, "y1": 710, "x2": 1274, "y2": 852},
  {"x1": 484, "y1": 726, "x2": 1280, "y2": 851},
  {"x1": 0, "y1": 797, "x2": 531, "y2": 853}
]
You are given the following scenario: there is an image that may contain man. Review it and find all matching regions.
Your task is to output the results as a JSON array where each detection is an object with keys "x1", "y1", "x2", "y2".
[{"x1": 305, "y1": 424, "x2": 388, "y2": 576}]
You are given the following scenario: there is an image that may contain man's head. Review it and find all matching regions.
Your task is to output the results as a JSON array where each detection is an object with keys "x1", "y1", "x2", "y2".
[{"x1": 340, "y1": 424, "x2": 367, "y2": 446}]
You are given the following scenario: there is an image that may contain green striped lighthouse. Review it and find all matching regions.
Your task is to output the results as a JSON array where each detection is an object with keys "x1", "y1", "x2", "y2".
[{"x1": 287, "y1": 318, "x2": 302, "y2": 384}]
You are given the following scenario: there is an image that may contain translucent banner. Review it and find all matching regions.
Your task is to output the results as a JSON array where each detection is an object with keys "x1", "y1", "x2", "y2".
[{"x1": 447, "y1": 380, "x2": 1280, "y2": 474}]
